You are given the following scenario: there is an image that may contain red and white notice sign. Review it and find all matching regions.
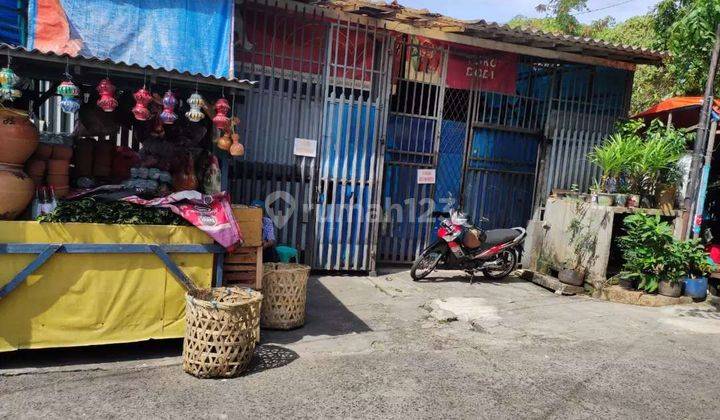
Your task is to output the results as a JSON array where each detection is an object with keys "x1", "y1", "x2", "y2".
[{"x1": 417, "y1": 169, "x2": 436, "y2": 184}]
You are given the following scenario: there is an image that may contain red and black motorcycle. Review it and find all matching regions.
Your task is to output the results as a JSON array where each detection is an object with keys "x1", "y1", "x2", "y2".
[{"x1": 410, "y1": 209, "x2": 526, "y2": 282}]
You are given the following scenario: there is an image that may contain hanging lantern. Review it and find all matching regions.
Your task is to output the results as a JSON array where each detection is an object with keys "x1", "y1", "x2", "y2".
[
  {"x1": 96, "y1": 78, "x2": 118, "y2": 112},
  {"x1": 56, "y1": 80, "x2": 79, "y2": 98},
  {"x1": 132, "y1": 87, "x2": 152, "y2": 121},
  {"x1": 60, "y1": 97, "x2": 81, "y2": 114},
  {"x1": 160, "y1": 90, "x2": 177, "y2": 124},
  {"x1": 185, "y1": 92, "x2": 205, "y2": 122},
  {"x1": 212, "y1": 98, "x2": 230, "y2": 130},
  {"x1": 0, "y1": 67, "x2": 19, "y2": 102}
]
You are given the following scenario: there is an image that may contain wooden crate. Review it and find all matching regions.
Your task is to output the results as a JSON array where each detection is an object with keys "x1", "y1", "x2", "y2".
[
  {"x1": 223, "y1": 246, "x2": 263, "y2": 290},
  {"x1": 231, "y1": 206, "x2": 262, "y2": 248}
]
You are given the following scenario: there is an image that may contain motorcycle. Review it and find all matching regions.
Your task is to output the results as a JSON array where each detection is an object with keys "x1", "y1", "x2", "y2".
[{"x1": 410, "y1": 208, "x2": 526, "y2": 282}]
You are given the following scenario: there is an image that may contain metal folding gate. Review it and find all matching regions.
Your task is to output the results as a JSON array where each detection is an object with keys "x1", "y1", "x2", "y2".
[
  {"x1": 377, "y1": 37, "x2": 448, "y2": 264},
  {"x1": 314, "y1": 20, "x2": 393, "y2": 271},
  {"x1": 461, "y1": 60, "x2": 552, "y2": 229}
]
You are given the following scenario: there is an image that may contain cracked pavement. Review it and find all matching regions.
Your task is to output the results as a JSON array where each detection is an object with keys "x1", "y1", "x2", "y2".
[{"x1": 1, "y1": 269, "x2": 719, "y2": 419}]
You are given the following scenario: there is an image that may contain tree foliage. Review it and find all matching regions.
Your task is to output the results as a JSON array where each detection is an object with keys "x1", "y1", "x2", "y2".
[{"x1": 510, "y1": 0, "x2": 720, "y2": 114}]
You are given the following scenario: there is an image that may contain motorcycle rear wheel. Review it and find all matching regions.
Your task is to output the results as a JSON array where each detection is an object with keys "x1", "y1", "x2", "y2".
[
  {"x1": 482, "y1": 249, "x2": 517, "y2": 279},
  {"x1": 410, "y1": 250, "x2": 443, "y2": 281}
]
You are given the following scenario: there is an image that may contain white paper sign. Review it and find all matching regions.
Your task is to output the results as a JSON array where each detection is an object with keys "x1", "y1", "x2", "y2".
[
  {"x1": 417, "y1": 169, "x2": 436, "y2": 184},
  {"x1": 293, "y1": 138, "x2": 317, "y2": 158}
]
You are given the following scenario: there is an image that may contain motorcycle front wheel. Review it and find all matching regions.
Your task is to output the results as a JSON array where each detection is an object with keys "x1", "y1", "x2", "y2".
[
  {"x1": 410, "y1": 249, "x2": 444, "y2": 281},
  {"x1": 482, "y1": 249, "x2": 517, "y2": 279}
]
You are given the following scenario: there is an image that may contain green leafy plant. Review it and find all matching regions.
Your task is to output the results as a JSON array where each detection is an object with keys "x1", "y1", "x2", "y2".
[
  {"x1": 38, "y1": 198, "x2": 187, "y2": 226},
  {"x1": 588, "y1": 119, "x2": 689, "y2": 198},
  {"x1": 618, "y1": 213, "x2": 674, "y2": 293},
  {"x1": 669, "y1": 239, "x2": 714, "y2": 280}
]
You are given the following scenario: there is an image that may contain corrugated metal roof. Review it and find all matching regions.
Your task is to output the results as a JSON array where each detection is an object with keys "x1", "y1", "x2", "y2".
[
  {"x1": 313, "y1": 0, "x2": 666, "y2": 65},
  {"x1": 0, "y1": 43, "x2": 257, "y2": 89}
]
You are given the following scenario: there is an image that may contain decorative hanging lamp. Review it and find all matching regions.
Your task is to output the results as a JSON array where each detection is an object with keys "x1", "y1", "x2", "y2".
[
  {"x1": 212, "y1": 98, "x2": 230, "y2": 130},
  {"x1": 96, "y1": 78, "x2": 118, "y2": 112},
  {"x1": 185, "y1": 92, "x2": 205, "y2": 122},
  {"x1": 132, "y1": 87, "x2": 152, "y2": 121},
  {"x1": 0, "y1": 65, "x2": 19, "y2": 102},
  {"x1": 160, "y1": 89, "x2": 178, "y2": 124}
]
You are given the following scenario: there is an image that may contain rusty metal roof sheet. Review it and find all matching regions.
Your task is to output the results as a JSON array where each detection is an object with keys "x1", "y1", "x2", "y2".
[
  {"x1": 314, "y1": 0, "x2": 666, "y2": 65},
  {"x1": 0, "y1": 43, "x2": 258, "y2": 90}
]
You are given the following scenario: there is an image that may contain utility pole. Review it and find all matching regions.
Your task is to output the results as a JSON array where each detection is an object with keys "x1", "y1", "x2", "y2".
[{"x1": 687, "y1": 24, "x2": 720, "y2": 237}]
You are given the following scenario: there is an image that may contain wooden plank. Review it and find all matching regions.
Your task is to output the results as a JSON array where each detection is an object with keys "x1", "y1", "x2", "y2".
[
  {"x1": 0, "y1": 244, "x2": 61, "y2": 300},
  {"x1": 149, "y1": 245, "x2": 197, "y2": 292},
  {"x1": 224, "y1": 271, "x2": 257, "y2": 282},
  {"x1": 519, "y1": 269, "x2": 585, "y2": 296},
  {"x1": 225, "y1": 250, "x2": 258, "y2": 264},
  {"x1": 231, "y1": 206, "x2": 263, "y2": 247}
]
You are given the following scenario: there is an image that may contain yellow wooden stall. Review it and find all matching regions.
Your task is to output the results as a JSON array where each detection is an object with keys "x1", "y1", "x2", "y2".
[{"x1": 0, "y1": 221, "x2": 213, "y2": 352}]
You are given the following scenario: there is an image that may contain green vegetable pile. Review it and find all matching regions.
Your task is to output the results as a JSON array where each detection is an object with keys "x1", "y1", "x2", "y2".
[{"x1": 38, "y1": 198, "x2": 188, "y2": 226}]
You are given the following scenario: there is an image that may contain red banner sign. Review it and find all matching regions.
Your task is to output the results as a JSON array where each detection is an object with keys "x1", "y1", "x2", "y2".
[{"x1": 446, "y1": 52, "x2": 517, "y2": 93}]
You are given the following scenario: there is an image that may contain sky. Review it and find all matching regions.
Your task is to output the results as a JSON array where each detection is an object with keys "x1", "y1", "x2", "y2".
[{"x1": 400, "y1": 0, "x2": 659, "y2": 24}]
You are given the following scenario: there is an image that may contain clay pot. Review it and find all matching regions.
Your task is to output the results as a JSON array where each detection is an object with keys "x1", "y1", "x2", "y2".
[
  {"x1": 559, "y1": 268, "x2": 585, "y2": 286},
  {"x1": 47, "y1": 174, "x2": 69, "y2": 188},
  {"x1": 0, "y1": 164, "x2": 35, "y2": 220},
  {"x1": 0, "y1": 109, "x2": 39, "y2": 165},
  {"x1": 34, "y1": 143, "x2": 52, "y2": 160},
  {"x1": 25, "y1": 158, "x2": 46, "y2": 176},
  {"x1": 52, "y1": 145, "x2": 73, "y2": 160},
  {"x1": 54, "y1": 186, "x2": 69, "y2": 199},
  {"x1": 47, "y1": 159, "x2": 70, "y2": 175}
]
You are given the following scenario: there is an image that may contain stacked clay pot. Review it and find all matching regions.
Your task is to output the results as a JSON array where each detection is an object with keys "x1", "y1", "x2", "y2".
[
  {"x1": 0, "y1": 108, "x2": 39, "y2": 219},
  {"x1": 47, "y1": 145, "x2": 72, "y2": 198},
  {"x1": 26, "y1": 144, "x2": 73, "y2": 199}
]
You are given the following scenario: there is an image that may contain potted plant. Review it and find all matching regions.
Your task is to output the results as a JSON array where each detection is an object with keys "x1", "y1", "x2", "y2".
[
  {"x1": 676, "y1": 240, "x2": 714, "y2": 300},
  {"x1": 618, "y1": 213, "x2": 675, "y2": 293}
]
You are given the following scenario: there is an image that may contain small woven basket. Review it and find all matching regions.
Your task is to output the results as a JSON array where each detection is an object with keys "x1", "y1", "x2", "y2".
[
  {"x1": 261, "y1": 263, "x2": 310, "y2": 329},
  {"x1": 183, "y1": 287, "x2": 263, "y2": 378}
]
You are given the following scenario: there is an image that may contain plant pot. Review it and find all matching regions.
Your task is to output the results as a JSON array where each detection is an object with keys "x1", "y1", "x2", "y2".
[
  {"x1": 683, "y1": 277, "x2": 708, "y2": 300},
  {"x1": 558, "y1": 268, "x2": 585, "y2": 286},
  {"x1": 658, "y1": 279, "x2": 682, "y2": 297},
  {"x1": 619, "y1": 277, "x2": 637, "y2": 290},
  {"x1": 25, "y1": 158, "x2": 46, "y2": 177},
  {"x1": 51, "y1": 145, "x2": 73, "y2": 160},
  {"x1": 46, "y1": 174, "x2": 69, "y2": 188},
  {"x1": 708, "y1": 277, "x2": 719, "y2": 297},
  {"x1": 597, "y1": 193, "x2": 615, "y2": 206},
  {"x1": 46, "y1": 159, "x2": 70, "y2": 175},
  {"x1": 627, "y1": 194, "x2": 640, "y2": 208},
  {"x1": 34, "y1": 143, "x2": 52, "y2": 160},
  {"x1": 615, "y1": 193, "x2": 628, "y2": 207},
  {"x1": 656, "y1": 185, "x2": 676, "y2": 211},
  {"x1": 0, "y1": 163, "x2": 35, "y2": 220},
  {"x1": 0, "y1": 109, "x2": 39, "y2": 165}
]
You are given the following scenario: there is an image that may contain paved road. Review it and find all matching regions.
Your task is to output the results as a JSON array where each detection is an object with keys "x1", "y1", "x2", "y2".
[{"x1": 2, "y1": 270, "x2": 719, "y2": 419}]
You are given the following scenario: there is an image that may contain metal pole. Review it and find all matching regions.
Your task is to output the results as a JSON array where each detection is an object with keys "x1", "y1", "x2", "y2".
[{"x1": 687, "y1": 24, "x2": 720, "y2": 237}]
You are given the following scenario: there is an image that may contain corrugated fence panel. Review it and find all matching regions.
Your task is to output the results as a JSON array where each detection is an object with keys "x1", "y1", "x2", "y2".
[{"x1": 464, "y1": 129, "x2": 538, "y2": 229}]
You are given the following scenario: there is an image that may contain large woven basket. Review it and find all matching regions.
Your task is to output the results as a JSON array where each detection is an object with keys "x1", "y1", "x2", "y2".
[
  {"x1": 183, "y1": 287, "x2": 263, "y2": 378},
  {"x1": 261, "y1": 263, "x2": 310, "y2": 330}
]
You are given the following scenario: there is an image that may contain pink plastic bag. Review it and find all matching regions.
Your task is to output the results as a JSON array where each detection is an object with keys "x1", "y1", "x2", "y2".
[{"x1": 123, "y1": 191, "x2": 243, "y2": 251}]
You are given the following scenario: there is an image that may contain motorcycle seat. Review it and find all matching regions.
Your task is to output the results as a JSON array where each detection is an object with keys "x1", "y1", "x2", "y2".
[{"x1": 482, "y1": 229, "x2": 520, "y2": 247}]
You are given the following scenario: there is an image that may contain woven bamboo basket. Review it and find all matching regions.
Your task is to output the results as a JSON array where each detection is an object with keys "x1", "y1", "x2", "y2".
[
  {"x1": 183, "y1": 287, "x2": 263, "y2": 378},
  {"x1": 261, "y1": 263, "x2": 310, "y2": 329}
]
